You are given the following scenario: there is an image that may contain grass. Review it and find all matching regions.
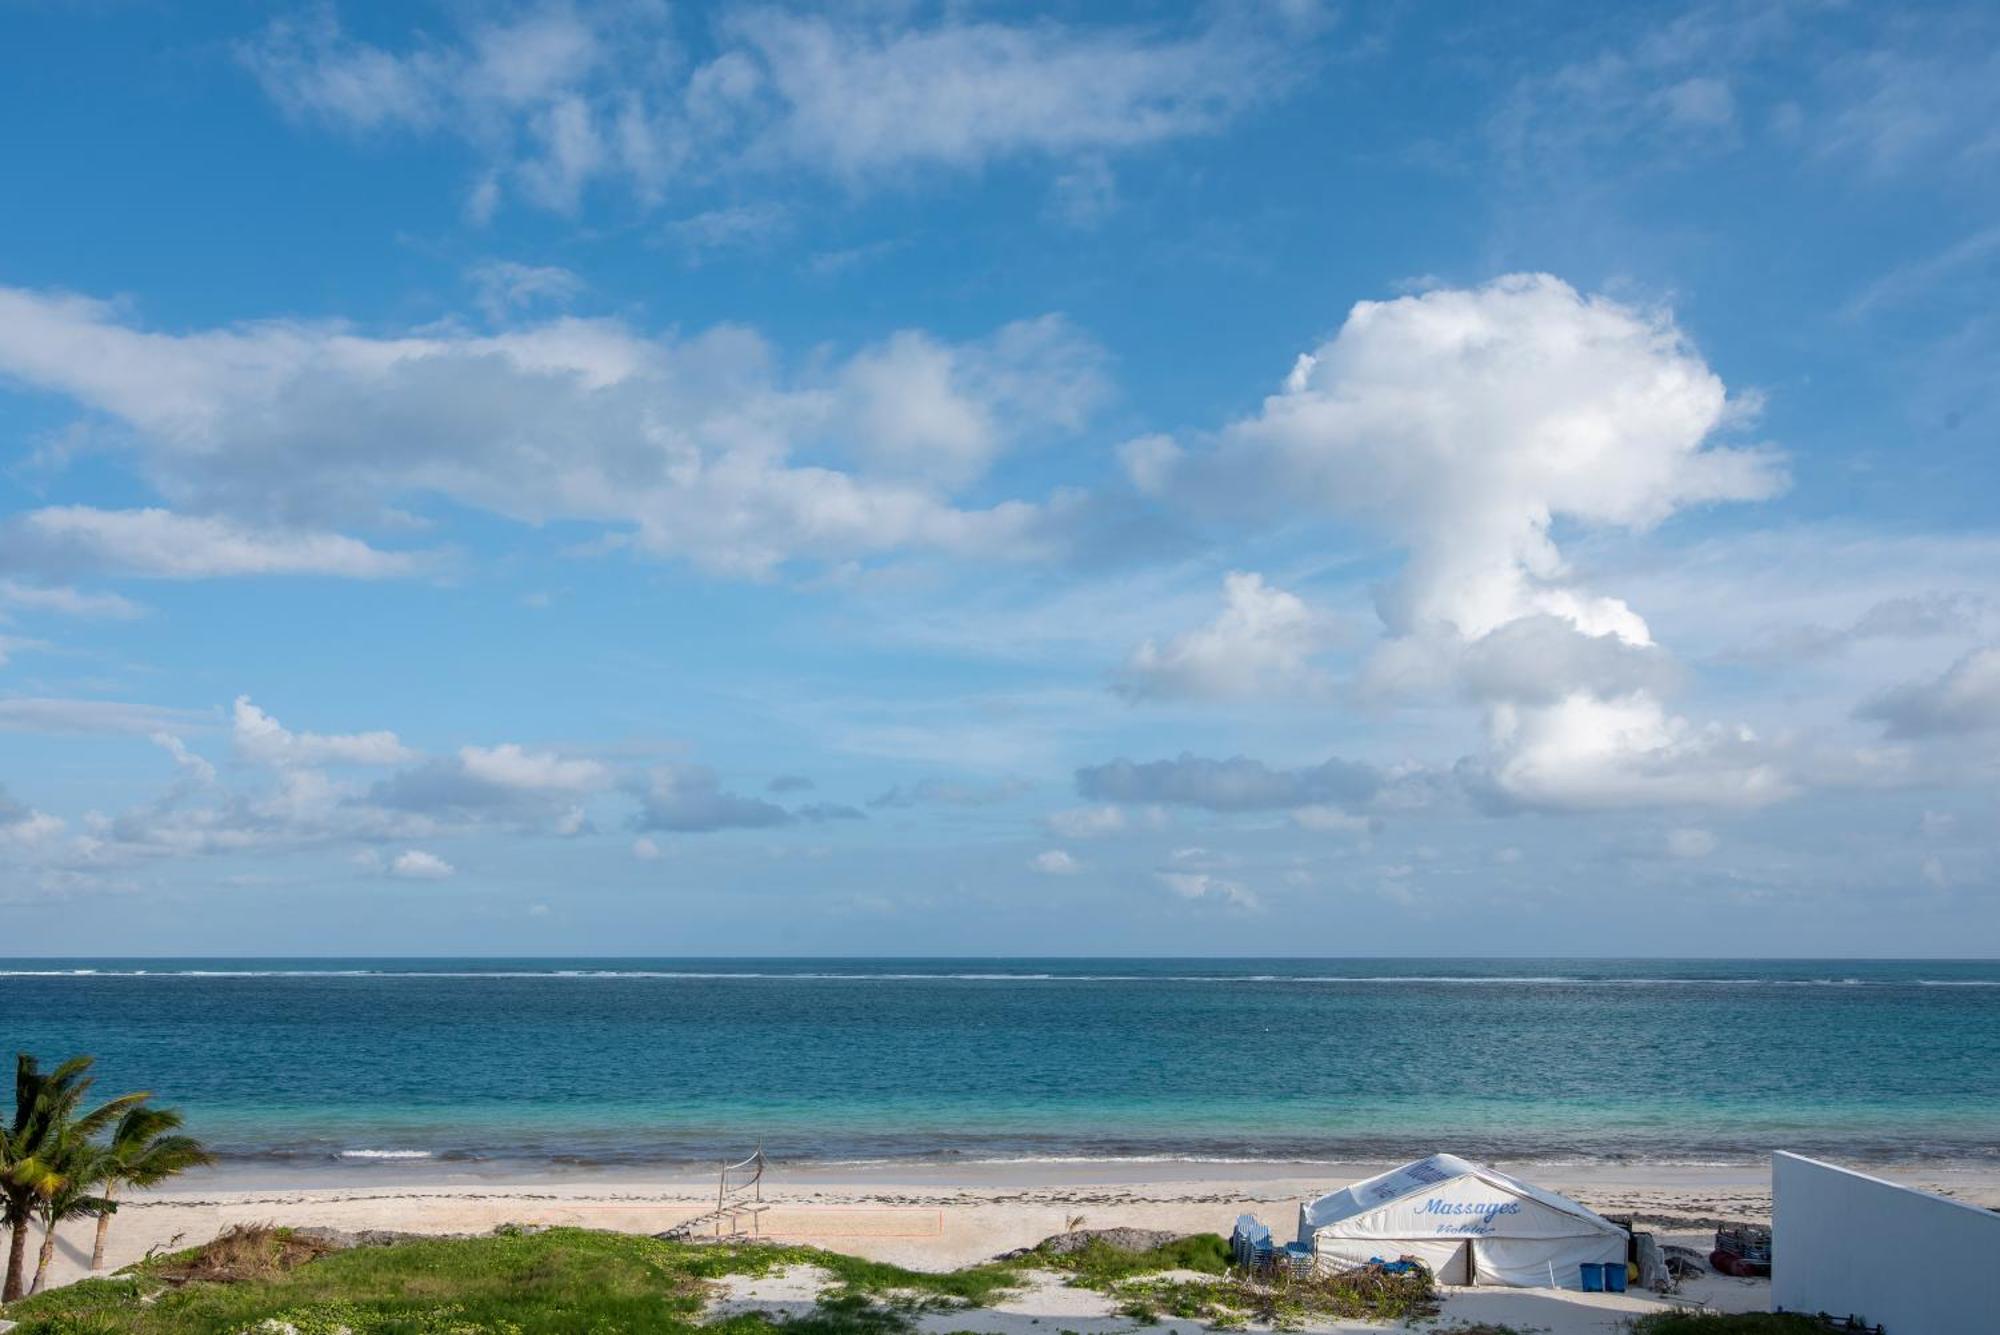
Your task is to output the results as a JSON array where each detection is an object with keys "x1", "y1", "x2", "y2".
[
  {"x1": 1019, "y1": 1232, "x2": 1433, "y2": 1329},
  {"x1": 1101, "y1": 1264, "x2": 1438, "y2": 1330},
  {"x1": 1023, "y1": 1234, "x2": 1233, "y2": 1287},
  {"x1": 0, "y1": 1226, "x2": 1022, "y2": 1335}
]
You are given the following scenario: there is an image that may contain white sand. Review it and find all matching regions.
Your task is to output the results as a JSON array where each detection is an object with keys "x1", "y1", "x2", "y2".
[{"x1": 19, "y1": 1159, "x2": 2000, "y2": 1331}]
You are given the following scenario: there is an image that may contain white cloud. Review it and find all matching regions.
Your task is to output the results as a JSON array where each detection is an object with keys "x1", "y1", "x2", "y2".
[
  {"x1": 1118, "y1": 572, "x2": 1332, "y2": 701},
  {"x1": 1660, "y1": 75, "x2": 1735, "y2": 129},
  {"x1": 1845, "y1": 226, "x2": 2000, "y2": 320},
  {"x1": 1859, "y1": 647, "x2": 2000, "y2": 738},
  {"x1": 1156, "y1": 275, "x2": 1788, "y2": 812},
  {"x1": 0, "y1": 635, "x2": 48, "y2": 667},
  {"x1": 1077, "y1": 752, "x2": 1379, "y2": 813},
  {"x1": 1044, "y1": 804, "x2": 1131, "y2": 839},
  {"x1": 727, "y1": 10, "x2": 1280, "y2": 181},
  {"x1": 1156, "y1": 870, "x2": 1259, "y2": 911},
  {"x1": 1722, "y1": 591, "x2": 1991, "y2": 666},
  {"x1": 0, "y1": 579, "x2": 143, "y2": 619},
  {"x1": 1919, "y1": 810, "x2": 1957, "y2": 837},
  {"x1": 0, "y1": 786, "x2": 65, "y2": 850},
  {"x1": 458, "y1": 743, "x2": 610, "y2": 793},
  {"x1": 836, "y1": 317, "x2": 1107, "y2": 491},
  {"x1": 239, "y1": 5, "x2": 1303, "y2": 215},
  {"x1": 1463, "y1": 693, "x2": 1789, "y2": 812},
  {"x1": 1184, "y1": 276, "x2": 1781, "y2": 640},
  {"x1": 627, "y1": 765, "x2": 792, "y2": 832},
  {"x1": 1818, "y1": 38, "x2": 2000, "y2": 175},
  {"x1": 390, "y1": 848, "x2": 455, "y2": 880},
  {"x1": 1, "y1": 507, "x2": 424, "y2": 580},
  {"x1": 233, "y1": 696, "x2": 414, "y2": 767},
  {"x1": 631, "y1": 836, "x2": 663, "y2": 861},
  {"x1": 0, "y1": 698, "x2": 208, "y2": 736},
  {"x1": 1666, "y1": 826, "x2": 1718, "y2": 859},
  {"x1": 368, "y1": 744, "x2": 606, "y2": 835},
  {"x1": 1048, "y1": 157, "x2": 1118, "y2": 228},
  {"x1": 24, "y1": 701, "x2": 672, "y2": 874},
  {"x1": 662, "y1": 204, "x2": 791, "y2": 258},
  {"x1": 869, "y1": 777, "x2": 1034, "y2": 809},
  {"x1": 1030, "y1": 848, "x2": 1081, "y2": 875},
  {"x1": 1489, "y1": 5, "x2": 1794, "y2": 169},
  {"x1": 466, "y1": 260, "x2": 583, "y2": 320},
  {"x1": 0, "y1": 286, "x2": 1106, "y2": 579},
  {"x1": 1291, "y1": 805, "x2": 1375, "y2": 834},
  {"x1": 151, "y1": 732, "x2": 217, "y2": 786}
]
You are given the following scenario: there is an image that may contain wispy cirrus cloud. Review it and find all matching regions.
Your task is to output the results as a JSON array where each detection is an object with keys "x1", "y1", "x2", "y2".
[
  {"x1": 0, "y1": 579, "x2": 144, "y2": 619},
  {"x1": 1077, "y1": 752, "x2": 1380, "y2": 814},
  {"x1": 239, "y1": 2, "x2": 1321, "y2": 218},
  {"x1": 0, "y1": 507, "x2": 427, "y2": 581},
  {"x1": 0, "y1": 698, "x2": 211, "y2": 736}
]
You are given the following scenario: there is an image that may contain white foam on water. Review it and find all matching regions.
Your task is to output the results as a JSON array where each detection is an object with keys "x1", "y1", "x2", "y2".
[{"x1": 2, "y1": 968, "x2": 1987, "y2": 988}]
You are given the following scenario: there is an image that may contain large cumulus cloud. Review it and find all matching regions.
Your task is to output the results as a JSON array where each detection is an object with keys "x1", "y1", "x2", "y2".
[{"x1": 1135, "y1": 275, "x2": 1791, "y2": 810}]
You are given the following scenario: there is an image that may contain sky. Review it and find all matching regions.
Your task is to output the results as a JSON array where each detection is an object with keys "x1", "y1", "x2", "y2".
[{"x1": 0, "y1": 0, "x2": 1996, "y2": 957}]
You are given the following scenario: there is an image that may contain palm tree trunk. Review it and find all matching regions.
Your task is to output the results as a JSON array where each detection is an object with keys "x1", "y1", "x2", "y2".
[
  {"x1": 3, "y1": 1217, "x2": 28, "y2": 1302},
  {"x1": 91, "y1": 1184, "x2": 118, "y2": 1269},
  {"x1": 30, "y1": 1226, "x2": 56, "y2": 1295}
]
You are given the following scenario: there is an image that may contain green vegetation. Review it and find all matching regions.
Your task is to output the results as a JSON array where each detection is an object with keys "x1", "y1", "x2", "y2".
[
  {"x1": 91, "y1": 1104, "x2": 214, "y2": 1271},
  {"x1": 1022, "y1": 1234, "x2": 1232, "y2": 1287},
  {"x1": 1105, "y1": 1267, "x2": 1439, "y2": 1329},
  {"x1": 1025, "y1": 1232, "x2": 1433, "y2": 1329},
  {"x1": 1629, "y1": 1315, "x2": 1833, "y2": 1334},
  {"x1": 1, "y1": 1053, "x2": 210, "y2": 1301},
  {"x1": 0, "y1": 1225, "x2": 1023, "y2": 1335},
  {"x1": 14, "y1": 1197, "x2": 1798, "y2": 1335},
  {"x1": 0, "y1": 1222, "x2": 1456, "y2": 1335}
]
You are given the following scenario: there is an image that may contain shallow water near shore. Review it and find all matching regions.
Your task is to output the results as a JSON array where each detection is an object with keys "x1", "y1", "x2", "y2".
[{"x1": 5, "y1": 956, "x2": 1997, "y2": 1172}]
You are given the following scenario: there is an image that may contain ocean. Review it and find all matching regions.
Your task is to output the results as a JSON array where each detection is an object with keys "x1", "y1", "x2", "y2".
[{"x1": 4, "y1": 958, "x2": 1996, "y2": 1173}]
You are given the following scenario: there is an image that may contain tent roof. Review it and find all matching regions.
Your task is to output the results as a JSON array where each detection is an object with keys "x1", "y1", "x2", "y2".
[{"x1": 1300, "y1": 1153, "x2": 1624, "y2": 1236}]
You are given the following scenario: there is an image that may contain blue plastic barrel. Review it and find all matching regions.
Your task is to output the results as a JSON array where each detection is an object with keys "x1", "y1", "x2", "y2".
[
  {"x1": 1603, "y1": 1261, "x2": 1628, "y2": 1293},
  {"x1": 1579, "y1": 1262, "x2": 1604, "y2": 1292}
]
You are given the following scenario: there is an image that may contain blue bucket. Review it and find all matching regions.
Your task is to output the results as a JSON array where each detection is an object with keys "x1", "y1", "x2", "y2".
[
  {"x1": 1579, "y1": 1262, "x2": 1604, "y2": 1292},
  {"x1": 1604, "y1": 1261, "x2": 1628, "y2": 1293}
]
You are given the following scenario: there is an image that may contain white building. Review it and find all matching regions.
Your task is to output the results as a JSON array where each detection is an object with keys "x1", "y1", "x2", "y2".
[
  {"x1": 1773, "y1": 1152, "x2": 2000, "y2": 1333},
  {"x1": 1297, "y1": 1153, "x2": 1628, "y2": 1287}
]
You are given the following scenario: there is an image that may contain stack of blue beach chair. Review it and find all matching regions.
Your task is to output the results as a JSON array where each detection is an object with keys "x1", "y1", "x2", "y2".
[{"x1": 1229, "y1": 1214, "x2": 1275, "y2": 1271}]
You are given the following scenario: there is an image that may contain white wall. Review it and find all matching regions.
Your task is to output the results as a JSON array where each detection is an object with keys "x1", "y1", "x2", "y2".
[{"x1": 1773, "y1": 1152, "x2": 2000, "y2": 1334}]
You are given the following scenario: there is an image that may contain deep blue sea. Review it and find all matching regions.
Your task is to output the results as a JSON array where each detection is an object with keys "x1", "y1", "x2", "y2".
[{"x1": 4, "y1": 958, "x2": 1997, "y2": 1171}]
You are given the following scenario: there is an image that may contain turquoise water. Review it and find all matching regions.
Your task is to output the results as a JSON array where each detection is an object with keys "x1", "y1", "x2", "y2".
[{"x1": 3, "y1": 958, "x2": 1997, "y2": 1169}]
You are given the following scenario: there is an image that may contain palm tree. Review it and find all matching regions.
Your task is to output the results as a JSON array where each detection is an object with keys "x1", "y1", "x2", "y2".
[
  {"x1": 89, "y1": 1103, "x2": 212, "y2": 1270},
  {"x1": 2, "y1": 1055, "x2": 142, "y2": 1303},
  {"x1": 28, "y1": 1131, "x2": 112, "y2": 1295}
]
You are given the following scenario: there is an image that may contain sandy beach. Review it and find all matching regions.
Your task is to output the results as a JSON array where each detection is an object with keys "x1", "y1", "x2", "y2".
[{"x1": 22, "y1": 1157, "x2": 2000, "y2": 1329}]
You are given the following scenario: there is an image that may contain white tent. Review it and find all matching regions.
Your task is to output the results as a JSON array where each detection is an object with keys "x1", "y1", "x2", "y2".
[{"x1": 1296, "y1": 1153, "x2": 1627, "y2": 1288}]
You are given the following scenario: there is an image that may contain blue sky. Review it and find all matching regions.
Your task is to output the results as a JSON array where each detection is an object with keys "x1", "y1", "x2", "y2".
[{"x1": 1, "y1": 0, "x2": 1996, "y2": 956}]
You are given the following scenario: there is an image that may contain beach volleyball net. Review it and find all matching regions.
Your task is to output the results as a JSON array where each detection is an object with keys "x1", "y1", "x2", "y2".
[{"x1": 665, "y1": 1146, "x2": 771, "y2": 1240}]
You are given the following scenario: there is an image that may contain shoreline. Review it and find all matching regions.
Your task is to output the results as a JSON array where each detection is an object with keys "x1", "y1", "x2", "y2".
[{"x1": 179, "y1": 1150, "x2": 2000, "y2": 1193}]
